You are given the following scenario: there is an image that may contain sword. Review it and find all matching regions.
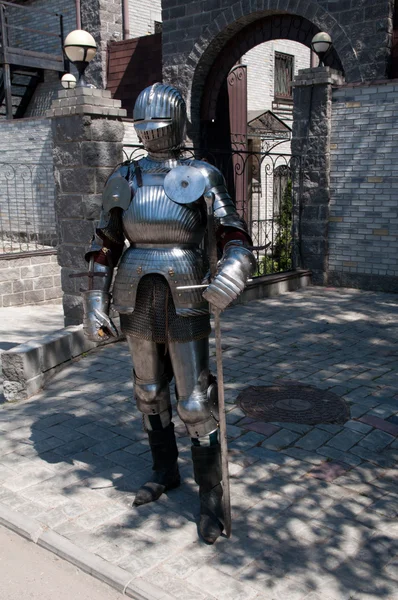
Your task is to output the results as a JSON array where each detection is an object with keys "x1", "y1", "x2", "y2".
[{"x1": 203, "y1": 190, "x2": 232, "y2": 538}]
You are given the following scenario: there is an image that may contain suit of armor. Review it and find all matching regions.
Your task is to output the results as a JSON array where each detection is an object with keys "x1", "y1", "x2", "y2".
[{"x1": 82, "y1": 83, "x2": 255, "y2": 544}]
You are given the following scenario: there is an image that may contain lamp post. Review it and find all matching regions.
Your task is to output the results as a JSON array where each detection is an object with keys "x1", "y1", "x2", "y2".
[
  {"x1": 311, "y1": 32, "x2": 332, "y2": 67},
  {"x1": 63, "y1": 29, "x2": 97, "y2": 87},
  {"x1": 61, "y1": 73, "x2": 77, "y2": 89}
]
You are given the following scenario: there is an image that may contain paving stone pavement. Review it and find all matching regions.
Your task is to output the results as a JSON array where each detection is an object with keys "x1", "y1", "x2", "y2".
[{"x1": 1, "y1": 286, "x2": 398, "y2": 599}]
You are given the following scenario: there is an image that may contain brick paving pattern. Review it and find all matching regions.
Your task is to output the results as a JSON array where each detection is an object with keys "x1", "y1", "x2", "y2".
[{"x1": 1, "y1": 287, "x2": 398, "y2": 599}]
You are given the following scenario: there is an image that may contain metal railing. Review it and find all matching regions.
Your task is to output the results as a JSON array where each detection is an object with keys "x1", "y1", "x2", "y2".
[
  {"x1": 0, "y1": 163, "x2": 57, "y2": 254},
  {"x1": 122, "y1": 144, "x2": 299, "y2": 278},
  {"x1": 0, "y1": 1, "x2": 66, "y2": 58},
  {"x1": 0, "y1": 1, "x2": 67, "y2": 119}
]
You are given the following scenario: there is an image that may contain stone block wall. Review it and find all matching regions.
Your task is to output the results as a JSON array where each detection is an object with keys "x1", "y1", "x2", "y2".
[
  {"x1": 328, "y1": 81, "x2": 398, "y2": 292},
  {"x1": 0, "y1": 252, "x2": 61, "y2": 307},
  {"x1": 292, "y1": 67, "x2": 344, "y2": 284},
  {"x1": 81, "y1": 0, "x2": 124, "y2": 88}
]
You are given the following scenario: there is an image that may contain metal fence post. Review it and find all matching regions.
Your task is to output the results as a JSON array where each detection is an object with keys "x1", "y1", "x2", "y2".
[{"x1": 0, "y1": 3, "x2": 13, "y2": 120}]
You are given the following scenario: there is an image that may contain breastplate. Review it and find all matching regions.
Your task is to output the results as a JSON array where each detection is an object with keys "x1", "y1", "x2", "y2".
[
  {"x1": 112, "y1": 164, "x2": 209, "y2": 316},
  {"x1": 122, "y1": 180, "x2": 206, "y2": 246}
]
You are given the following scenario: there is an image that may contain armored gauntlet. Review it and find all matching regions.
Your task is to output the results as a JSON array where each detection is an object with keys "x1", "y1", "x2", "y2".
[
  {"x1": 203, "y1": 240, "x2": 256, "y2": 311},
  {"x1": 82, "y1": 289, "x2": 118, "y2": 342},
  {"x1": 81, "y1": 262, "x2": 118, "y2": 342}
]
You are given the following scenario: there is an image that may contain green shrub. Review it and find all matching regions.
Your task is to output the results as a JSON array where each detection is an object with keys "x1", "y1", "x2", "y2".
[{"x1": 256, "y1": 179, "x2": 292, "y2": 276}]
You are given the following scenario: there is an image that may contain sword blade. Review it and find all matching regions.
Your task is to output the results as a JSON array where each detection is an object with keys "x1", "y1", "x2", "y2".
[
  {"x1": 204, "y1": 191, "x2": 232, "y2": 538},
  {"x1": 214, "y1": 306, "x2": 232, "y2": 537}
]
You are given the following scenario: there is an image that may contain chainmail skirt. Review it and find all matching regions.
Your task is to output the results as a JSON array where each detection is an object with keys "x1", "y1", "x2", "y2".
[{"x1": 120, "y1": 274, "x2": 210, "y2": 343}]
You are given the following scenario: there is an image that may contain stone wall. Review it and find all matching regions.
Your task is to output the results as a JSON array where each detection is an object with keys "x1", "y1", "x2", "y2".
[
  {"x1": 81, "y1": 0, "x2": 124, "y2": 88},
  {"x1": 328, "y1": 81, "x2": 398, "y2": 292},
  {"x1": 0, "y1": 252, "x2": 61, "y2": 307},
  {"x1": 292, "y1": 67, "x2": 344, "y2": 284}
]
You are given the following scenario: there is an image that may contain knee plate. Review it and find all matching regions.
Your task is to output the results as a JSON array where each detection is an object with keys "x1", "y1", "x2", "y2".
[
  {"x1": 177, "y1": 380, "x2": 219, "y2": 438},
  {"x1": 134, "y1": 373, "x2": 170, "y2": 416}
]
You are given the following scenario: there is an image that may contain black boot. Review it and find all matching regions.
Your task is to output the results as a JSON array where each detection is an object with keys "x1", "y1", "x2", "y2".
[
  {"x1": 191, "y1": 443, "x2": 224, "y2": 544},
  {"x1": 133, "y1": 423, "x2": 180, "y2": 506}
]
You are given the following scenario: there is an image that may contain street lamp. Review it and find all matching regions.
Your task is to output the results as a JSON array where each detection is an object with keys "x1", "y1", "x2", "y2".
[
  {"x1": 61, "y1": 73, "x2": 77, "y2": 89},
  {"x1": 63, "y1": 29, "x2": 97, "y2": 87},
  {"x1": 311, "y1": 32, "x2": 332, "y2": 67}
]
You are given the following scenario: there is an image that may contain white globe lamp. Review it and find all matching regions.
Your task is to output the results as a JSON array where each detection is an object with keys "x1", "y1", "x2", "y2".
[
  {"x1": 311, "y1": 32, "x2": 332, "y2": 67},
  {"x1": 64, "y1": 29, "x2": 97, "y2": 87},
  {"x1": 61, "y1": 73, "x2": 77, "y2": 89}
]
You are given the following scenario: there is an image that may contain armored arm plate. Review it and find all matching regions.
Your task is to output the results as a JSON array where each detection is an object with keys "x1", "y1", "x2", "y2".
[{"x1": 102, "y1": 176, "x2": 132, "y2": 213}]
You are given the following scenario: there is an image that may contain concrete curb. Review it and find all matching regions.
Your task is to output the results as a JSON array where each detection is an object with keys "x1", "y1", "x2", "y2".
[
  {"x1": 239, "y1": 269, "x2": 312, "y2": 304},
  {"x1": 1, "y1": 320, "x2": 122, "y2": 403},
  {"x1": 0, "y1": 501, "x2": 175, "y2": 600}
]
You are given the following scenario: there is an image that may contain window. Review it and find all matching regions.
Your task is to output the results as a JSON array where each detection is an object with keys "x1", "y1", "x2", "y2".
[
  {"x1": 274, "y1": 52, "x2": 294, "y2": 100},
  {"x1": 154, "y1": 21, "x2": 162, "y2": 34}
]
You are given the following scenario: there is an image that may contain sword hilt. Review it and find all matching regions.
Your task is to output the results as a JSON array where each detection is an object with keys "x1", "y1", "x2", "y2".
[{"x1": 176, "y1": 280, "x2": 253, "y2": 291}]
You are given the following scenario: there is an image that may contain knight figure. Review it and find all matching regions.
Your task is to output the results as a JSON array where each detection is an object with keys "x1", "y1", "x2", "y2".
[{"x1": 82, "y1": 83, "x2": 256, "y2": 544}]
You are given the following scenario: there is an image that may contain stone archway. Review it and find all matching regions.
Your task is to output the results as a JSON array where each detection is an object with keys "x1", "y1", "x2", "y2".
[
  {"x1": 173, "y1": 0, "x2": 358, "y2": 132},
  {"x1": 175, "y1": 1, "x2": 351, "y2": 286},
  {"x1": 200, "y1": 14, "x2": 342, "y2": 123}
]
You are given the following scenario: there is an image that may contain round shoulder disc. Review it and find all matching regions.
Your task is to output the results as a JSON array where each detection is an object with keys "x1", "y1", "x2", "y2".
[
  {"x1": 164, "y1": 165, "x2": 206, "y2": 205},
  {"x1": 102, "y1": 176, "x2": 131, "y2": 212}
]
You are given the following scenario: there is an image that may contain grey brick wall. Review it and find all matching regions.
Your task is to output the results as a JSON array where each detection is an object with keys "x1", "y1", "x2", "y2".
[
  {"x1": 244, "y1": 39, "x2": 311, "y2": 114},
  {"x1": 0, "y1": 252, "x2": 61, "y2": 307},
  {"x1": 328, "y1": 82, "x2": 398, "y2": 291},
  {"x1": 7, "y1": 1, "x2": 122, "y2": 89},
  {"x1": 24, "y1": 71, "x2": 61, "y2": 119},
  {"x1": 127, "y1": 0, "x2": 161, "y2": 37}
]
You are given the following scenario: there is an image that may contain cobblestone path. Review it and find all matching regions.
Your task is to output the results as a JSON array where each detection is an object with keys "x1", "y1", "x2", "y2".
[{"x1": 1, "y1": 287, "x2": 398, "y2": 599}]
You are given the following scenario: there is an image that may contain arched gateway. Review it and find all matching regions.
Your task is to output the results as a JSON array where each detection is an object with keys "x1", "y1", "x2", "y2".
[
  {"x1": 160, "y1": 0, "x2": 397, "y2": 293},
  {"x1": 162, "y1": 2, "x2": 352, "y2": 284},
  {"x1": 162, "y1": 0, "x2": 365, "y2": 132}
]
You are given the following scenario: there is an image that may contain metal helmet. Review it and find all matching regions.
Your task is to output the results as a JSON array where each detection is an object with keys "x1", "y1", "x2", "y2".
[{"x1": 133, "y1": 83, "x2": 186, "y2": 152}]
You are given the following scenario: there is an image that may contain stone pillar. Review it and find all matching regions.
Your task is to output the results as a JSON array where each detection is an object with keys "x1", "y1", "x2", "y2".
[
  {"x1": 291, "y1": 67, "x2": 344, "y2": 285},
  {"x1": 81, "y1": 0, "x2": 124, "y2": 88},
  {"x1": 47, "y1": 87, "x2": 126, "y2": 326}
]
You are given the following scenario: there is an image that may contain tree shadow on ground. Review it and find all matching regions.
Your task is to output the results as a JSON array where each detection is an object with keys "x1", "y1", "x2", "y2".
[{"x1": 2, "y1": 397, "x2": 395, "y2": 600}]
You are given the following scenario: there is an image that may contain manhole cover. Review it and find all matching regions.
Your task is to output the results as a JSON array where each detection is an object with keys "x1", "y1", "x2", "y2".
[{"x1": 237, "y1": 383, "x2": 350, "y2": 425}]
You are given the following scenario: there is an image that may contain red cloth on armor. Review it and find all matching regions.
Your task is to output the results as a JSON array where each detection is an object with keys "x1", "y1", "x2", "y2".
[
  {"x1": 93, "y1": 237, "x2": 124, "y2": 267},
  {"x1": 216, "y1": 226, "x2": 250, "y2": 251}
]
